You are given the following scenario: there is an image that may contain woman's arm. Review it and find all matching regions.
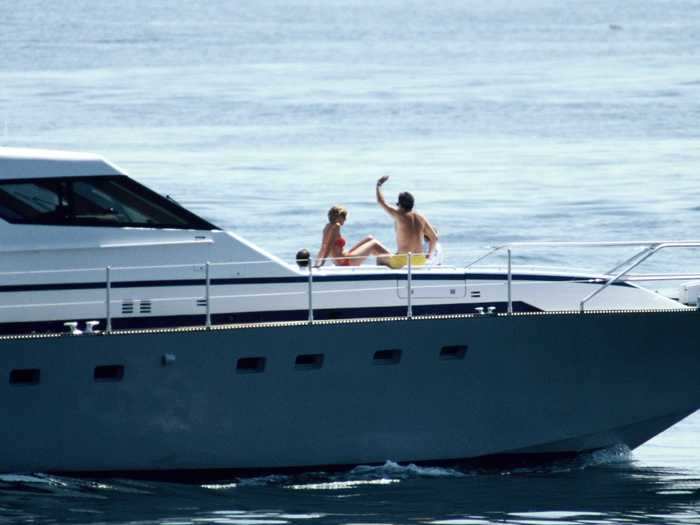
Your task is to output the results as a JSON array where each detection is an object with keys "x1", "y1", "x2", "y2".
[
  {"x1": 315, "y1": 234, "x2": 329, "y2": 267},
  {"x1": 314, "y1": 224, "x2": 338, "y2": 267}
]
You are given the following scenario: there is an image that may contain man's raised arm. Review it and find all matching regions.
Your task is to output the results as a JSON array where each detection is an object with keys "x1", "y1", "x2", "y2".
[{"x1": 376, "y1": 176, "x2": 397, "y2": 216}]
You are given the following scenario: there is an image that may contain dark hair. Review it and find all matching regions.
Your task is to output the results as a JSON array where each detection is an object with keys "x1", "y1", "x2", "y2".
[
  {"x1": 296, "y1": 249, "x2": 310, "y2": 267},
  {"x1": 397, "y1": 192, "x2": 414, "y2": 211}
]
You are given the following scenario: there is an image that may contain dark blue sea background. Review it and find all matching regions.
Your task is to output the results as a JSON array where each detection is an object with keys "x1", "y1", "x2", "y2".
[{"x1": 1, "y1": 1, "x2": 699, "y2": 523}]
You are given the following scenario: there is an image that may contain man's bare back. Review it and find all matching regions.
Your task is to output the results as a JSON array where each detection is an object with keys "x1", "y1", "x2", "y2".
[{"x1": 376, "y1": 176, "x2": 438, "y2": 261}]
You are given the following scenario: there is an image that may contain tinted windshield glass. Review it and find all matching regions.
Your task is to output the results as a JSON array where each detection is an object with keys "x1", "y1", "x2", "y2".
[{"x1": 0, "y1": 176, "x2": 217, "y2": 230}]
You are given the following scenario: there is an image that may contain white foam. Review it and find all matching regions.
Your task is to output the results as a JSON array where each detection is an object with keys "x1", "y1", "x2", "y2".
[
  {"x1": 582, "y1": 444, "x2": 632, "y2": 467},
  {"x1": 349, "y1": 460, "x2": 467, "y2": 479},
  {"x1": 426, "y1": 518, "x2": 493, "y2": 525},
  {"x1": 237, "y1": 475, "x2": 290, "y2": 487},
  {"x1": 0, "y1": 474, "x2": 49, "y2": 483},
  {"x1": 285, "y1": 478, "x2": 400, "y2": 490},
  {"x1": 201, "y1": 482, "x2": 238, "y2": 490}
]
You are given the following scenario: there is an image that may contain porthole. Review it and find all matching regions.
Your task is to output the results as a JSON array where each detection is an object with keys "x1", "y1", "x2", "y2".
[
  {"x1": 237, "y1": 357, "x2": 266, "y2": 373},
  {"x1": 295, "y1": 354, "x2": 324, "y2": 370},
  {"x1": 94, "y1": 365, "x2": 124, "y2": 382},
  {"x1": 440, "y1": 345, "x2": 467, "y2": 360},
  {"x1": 10, "y1": 368, "x2": 40, "y2": 386},
  {"x1": 373, "y1": 349, "x2": 402, "y2": 365}
]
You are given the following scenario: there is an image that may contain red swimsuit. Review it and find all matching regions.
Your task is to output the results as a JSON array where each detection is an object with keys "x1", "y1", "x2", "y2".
[{"x1": 334, "y1": 237, "x2": 352, "y2": 266}]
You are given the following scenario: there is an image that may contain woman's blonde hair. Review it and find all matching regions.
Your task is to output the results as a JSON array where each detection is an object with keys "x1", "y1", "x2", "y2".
[{"x1": 327, "y1": 205, "x2": 348, "y2": 223}]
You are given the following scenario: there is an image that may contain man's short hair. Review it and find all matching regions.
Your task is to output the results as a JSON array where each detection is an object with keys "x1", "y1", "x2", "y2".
[{"x1": 397, "y1": 192, "x2": 414, "y2": 211}]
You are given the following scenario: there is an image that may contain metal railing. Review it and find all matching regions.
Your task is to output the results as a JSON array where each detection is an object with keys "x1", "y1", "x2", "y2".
[
  {"x1": 1, "y1": 240, "x2": 699, "y2": 335},
  {"x1": 466, "y1": 240, "x2": 700, "y2": 313},
  {"x1": 0, "y1": 252, "x2": 425, "y2": 333}
]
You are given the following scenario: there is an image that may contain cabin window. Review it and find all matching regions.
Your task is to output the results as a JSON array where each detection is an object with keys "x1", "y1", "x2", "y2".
[
  {"x1": 440, "y1": 345, "x2": 468, "y2": 360},
  {"x1": 237, "y1": 357, "x2": 266, "y2": 373},
  {"x1": 295, "y1": 353, "x2": 324, "y2": 370},
  {"x1": 9, "y1": 368, "x2": 40, "y2": 385},
  {"x1": 0, "y1": 176, "x2": 217, "y2": 230},
  {"x1": 94, "y1": 365, "x2": 125, "y2": 382},
  {"x1": 373, "y1": 349, "x2": 402, "y2": 365}
]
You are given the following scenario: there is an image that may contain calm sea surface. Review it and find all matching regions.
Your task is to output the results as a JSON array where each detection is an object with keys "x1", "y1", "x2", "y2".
[{"x1": 1, "y1": 1, "x2": 699, "y2": 523}]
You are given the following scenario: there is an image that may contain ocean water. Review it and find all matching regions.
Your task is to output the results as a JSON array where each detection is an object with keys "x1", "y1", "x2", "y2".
[{"x1": 1, "y1": 0, "x2": 699, "y2": 523}]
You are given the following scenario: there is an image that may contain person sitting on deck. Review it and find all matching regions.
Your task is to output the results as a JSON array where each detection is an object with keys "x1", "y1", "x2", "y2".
[
  {"x1": 375, "y1": 176, "x2": 439, "y2": 269},
  {"x1": 314, "y1": 205, "x2": 392, "y2": 267},
  {"x1": 295, "y1": 248, "x2": 310, "y2": 268}
]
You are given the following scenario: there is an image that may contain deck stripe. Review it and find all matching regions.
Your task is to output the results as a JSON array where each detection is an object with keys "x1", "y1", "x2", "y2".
[{"x1": 0, "y1": 273, "x2": 625, "y2": 293}]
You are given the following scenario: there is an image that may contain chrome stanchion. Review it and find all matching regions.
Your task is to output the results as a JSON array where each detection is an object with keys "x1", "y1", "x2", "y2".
[
  {"x1": 308, "y1": 264, "x2": 314, "y2": 324},
  {"x1": 105, "y1": 266, "x2": 112, "y2": 334},
  {"x1": 205, "y1": 261, "x2": 211, "y2": 329},
  {"x1": 407, "y1": 252, "x2": 413, "y2": 319},
  {"x1": 507, "y1": 249, "x2": 513, "y2": 314}
]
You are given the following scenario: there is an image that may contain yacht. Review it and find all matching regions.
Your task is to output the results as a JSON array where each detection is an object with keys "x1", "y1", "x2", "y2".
[{"x1": 0, "y1": 147, "x2": 698, "y2": 477}]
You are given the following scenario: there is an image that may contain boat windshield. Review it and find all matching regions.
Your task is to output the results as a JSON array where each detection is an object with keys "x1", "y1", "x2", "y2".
[{"x1": 0, "y1": 175, "x2": 217, "y2": 230}]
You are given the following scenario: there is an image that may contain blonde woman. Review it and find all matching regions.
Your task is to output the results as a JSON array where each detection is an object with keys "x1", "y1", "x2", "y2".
[{"x1": 315, "y1": 205, "x2": 391, "y2": 267}]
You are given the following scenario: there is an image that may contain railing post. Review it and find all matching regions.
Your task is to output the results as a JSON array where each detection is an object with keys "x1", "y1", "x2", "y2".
[
  {"x1": 105, "y1": 266, "x2": 112, "y2": 334},
  {"x1": 580, "y1": 244, "x2": 664, "y2": 312},
  {"x1": 507, "y1": 249, "x2": 513, "y2": 314},
  {"x1": 308, "y1": 264, "x2": 314, "y2": 324},
  {"x1": 205, "y1": 262, "x2": 211, "y2": 329},
  {"x1": 407, "y1": 252, "x2": 413, "y2": 319}
]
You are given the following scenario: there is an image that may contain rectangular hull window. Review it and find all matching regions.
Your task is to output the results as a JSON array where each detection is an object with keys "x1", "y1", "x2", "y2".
[
  {"x1": 373, "y1": 349, "x2": 402, "y2": 365},
  {"x1": 10, "y1": 368, "x2": 40, "y2": 385},
  {"x1": 295, "y1": 354, "x2": 324, "y2": 370},
  {"x1": 94, "y1": 365, "x2": 125, "y2": 382},
  {"x1": 440, "y1": 345, "x2": 468, "y2": 360},
  {"x1": 237, "y1": 357, "x2": 266, "y2": 373}
]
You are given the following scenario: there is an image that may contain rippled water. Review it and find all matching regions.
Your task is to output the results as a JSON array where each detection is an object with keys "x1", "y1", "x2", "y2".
[
  {"x1": 1, "y1": 0, "x2": 699, "y2": 523},
  {"x1": 1, "y1": 437, "x2": 699, "y2": 525}
]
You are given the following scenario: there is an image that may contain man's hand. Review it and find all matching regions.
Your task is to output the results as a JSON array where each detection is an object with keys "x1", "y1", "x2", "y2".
[{"x1": 376, "y1": 175, "x2": 396, "y2": 215}]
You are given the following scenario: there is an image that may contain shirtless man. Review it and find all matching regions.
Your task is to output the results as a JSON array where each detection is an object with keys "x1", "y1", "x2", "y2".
[{"x1": 375, "y1": 175, "x2": 439, "y2": 269}]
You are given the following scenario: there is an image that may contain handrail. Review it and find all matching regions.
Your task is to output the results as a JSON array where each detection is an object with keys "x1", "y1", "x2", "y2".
[
  {"x1": 578, "y1": 242, "x2": 700, "y2": 312},
  {"x1": 205, "y1": 262, "x2": 212, "y2": 329},
  {"x1": 307, "y1": 264, "x2": 314, "y2": 323},
  {"x1": 407, "y1": 252, "x2": 413, "y2": 319},
  {"x1": 103, "y1": 252, "x2": 427, "y2": 331},
  {"x1": 507, "y1": 249, "x2": 512, "y2": 314},
  {"x1": 621, "y1": 273, "x2": 700, "y2": 282},
  {"x1": 105, "y1": 266, "x2": 112, "y2": 334},
  {"x1": 2, "y1": 241, "x2": 700, "y2": 335},
  {"x1": 465, "y1": 240, "x2": 700, "y2": 314}
]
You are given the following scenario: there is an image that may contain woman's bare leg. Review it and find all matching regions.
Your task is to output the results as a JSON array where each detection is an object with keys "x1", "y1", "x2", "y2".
[
  {"x1": 347, "y1": 239, "x2": 390, "y2": 266},
  {"x1": 348, "y1": 235, "x2": 374, "y2": 252}
]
